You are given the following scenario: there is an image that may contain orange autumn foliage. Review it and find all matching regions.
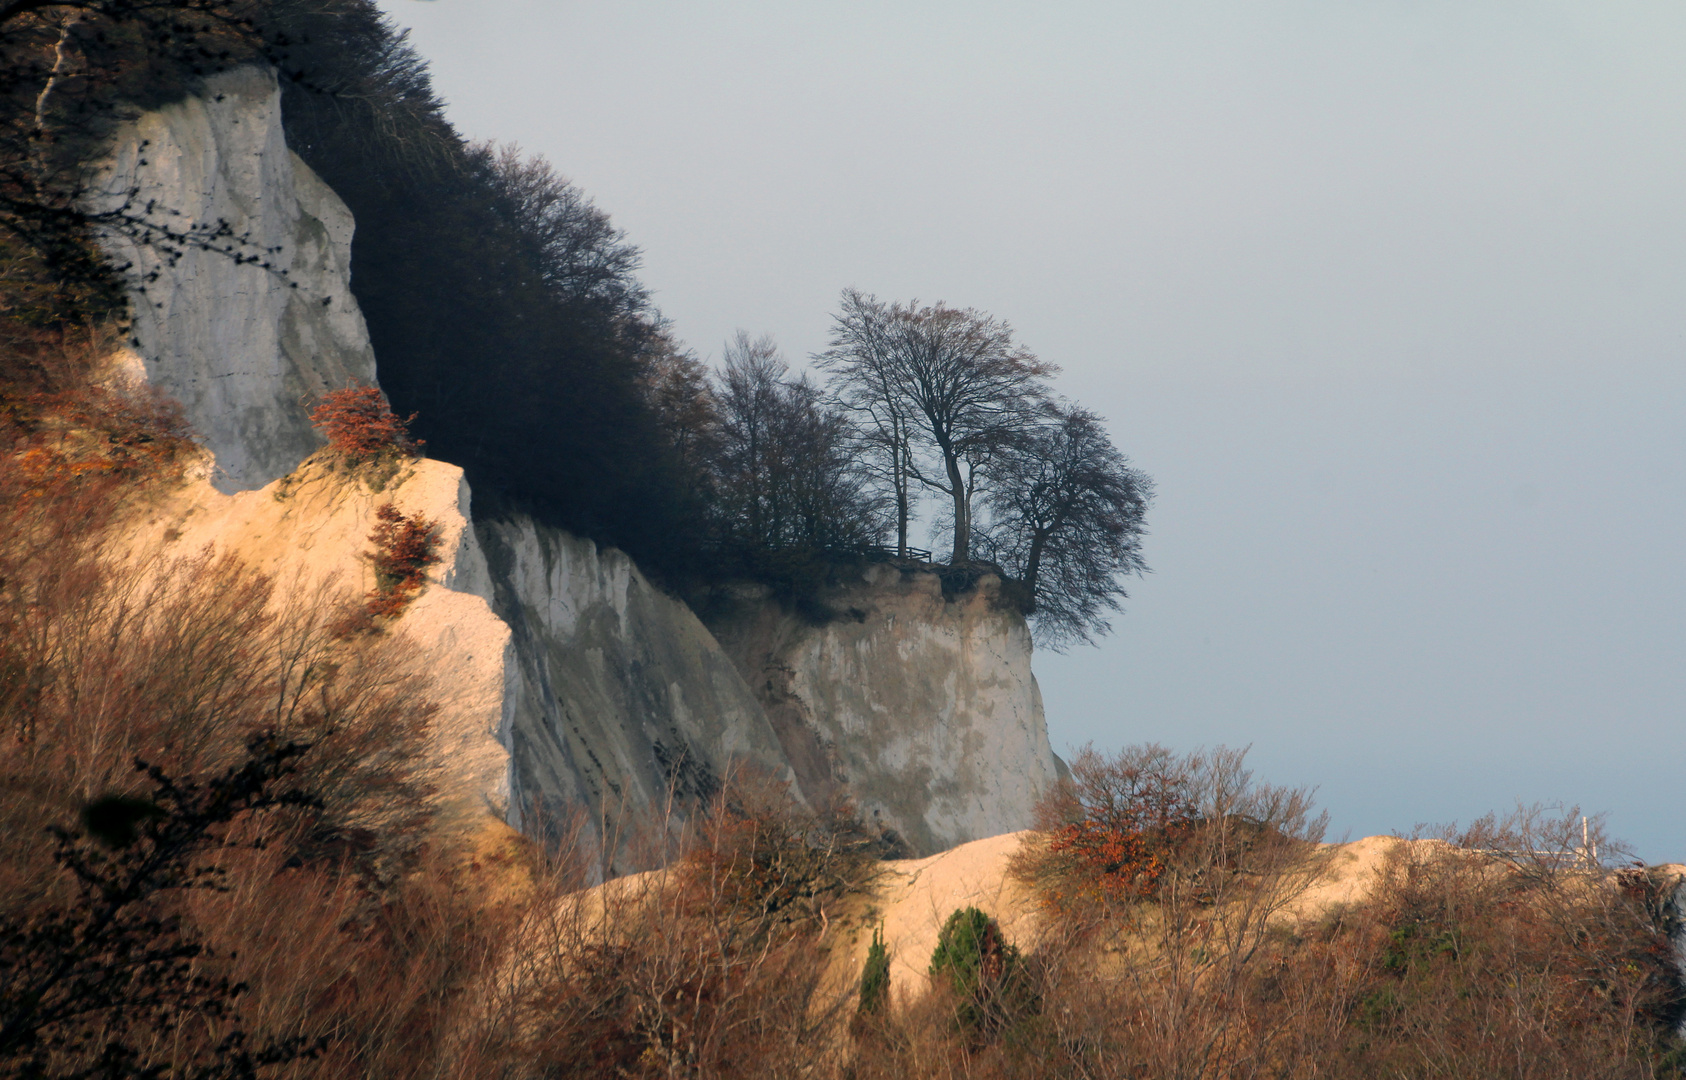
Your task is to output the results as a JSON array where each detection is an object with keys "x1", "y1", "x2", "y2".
[
  {"x1": 309, "y1": 384, "x2": 421, "y2": 461},
  {"x1": 364, "y1": 503, "x2": 440, "y2": 620}
]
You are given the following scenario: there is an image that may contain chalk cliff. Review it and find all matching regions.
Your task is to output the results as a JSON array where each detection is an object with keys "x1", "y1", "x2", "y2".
[
  {"x1": 140, "y1": 458, "x2": 517, "y2": 836},
  {"x1": 705, "y1": 566, "x2": 1063, "y2": 854},
  {"x1": 475, "y1": 519, "x2": 794, "y2": 864},
  {"x1": 88, "y1": 66, "x2": 1062, "y2": 862},
  {"x1": 88, "y1": 65, "x2": 375, "y2": 493},
  {"x1": 85, "y1": 64, "x2": 511, "y2": 837}
]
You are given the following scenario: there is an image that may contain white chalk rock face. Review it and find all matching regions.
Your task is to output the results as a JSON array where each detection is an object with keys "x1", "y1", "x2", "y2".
[
  {"x1": 475, "y1": 519, "x2": 797, "y2": 868},
  {"x1": 706, "y1": 565, "x2": 1064, "y2": 854},
  {"x1": 146, "y1": 459, "x2": 515, "y2": 833},
  {"x1": 88, "y1": 65, "x2": 375, "y2": 493},
  {"x1": 82, "y1": 68, "x2": 510, "y2": 834}
]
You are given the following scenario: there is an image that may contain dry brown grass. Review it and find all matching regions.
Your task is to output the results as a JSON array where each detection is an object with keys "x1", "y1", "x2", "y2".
[
  {"x1": 497, "y1": 774, "x2": 884, "y2": 1079},
  {"x1": 972, "y1": 747, "x2": 1686, "y2": 1080},
  {"x1": 0, "y1": 352, "x2": 518, "y2": 1077}
]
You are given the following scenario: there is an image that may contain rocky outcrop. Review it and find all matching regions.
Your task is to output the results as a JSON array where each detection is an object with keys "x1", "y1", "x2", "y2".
[
  {"x1": 475, "y1": 519, "x2": 793, "y2": 869},
  {"x1": 88, "y1": 65, "x2": 375, "y2": 493},
  {"x1": 704, "y1": 566, "x2": 1064, "y2": 855},
  {"x1": 136, "y1": 457, "x2": 516, "y2": 836}
]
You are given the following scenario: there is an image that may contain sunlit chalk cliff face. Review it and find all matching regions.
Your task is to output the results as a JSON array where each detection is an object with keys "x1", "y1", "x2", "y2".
[
  {"x1": 704, "y1": 566, "x2": 1064, "y2": 855},
  {"x1": 88, "y1": 65, "x2": 375, "y2": 493},
  {"x1": 87, "y1": 64, "x2": 512, "y2": 840},
  {"x1": 145, "y1": 458, "x2": 518, "y2": 835},
  {"x1": 89, "y1": 65, "x2": 1064, "y2": 864}
]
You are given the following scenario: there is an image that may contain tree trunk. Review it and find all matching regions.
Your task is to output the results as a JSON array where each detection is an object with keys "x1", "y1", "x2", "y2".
[
  {"x1": 1023, "y1": 528, "x2": 1050, "y2": 609},
  {"x1": 895, "y1": 486, "x2": 909, "y2": 558},
  {"x1": 945, "y1": 450, "x2": 969, "y2": 562},
  {"x1": 894, "y1": 434, "x2": 910, "y2": 558}
]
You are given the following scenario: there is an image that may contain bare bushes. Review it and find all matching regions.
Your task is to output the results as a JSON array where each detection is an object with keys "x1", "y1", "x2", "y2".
[
  {"x1": 849, "y1": 744, "x2": 1334, "y2": 1080},
  {"x1": 507, "y1": 775, "x2": 884, "y2": 1079},
  {"x1": 0, "y1": 542, "x2": 435, "y2": 869},
  {"x1": 0, "y1": 386, "x2": 517, "y2": 1077},
  {"x1": 679, "y1": 773, "x2": 883, "y2": 932},
  {"x1": 1342, "y1": 812, "x2": 1684, "y2": 1079},
  {"x1": 976, "y1": 745, "x2": 1686, "y2": 1080},
  {"x1": 1, "y1": 321, "x2": 194, "y2": 520},
  {"x1": 0, "y1": 739, "x2": 325, "y2": 1076}
]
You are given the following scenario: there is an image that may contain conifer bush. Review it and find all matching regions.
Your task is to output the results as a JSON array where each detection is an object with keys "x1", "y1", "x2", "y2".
[
  {"x1": 858, "y1": 927, "x2": 891, "y2": 1018},
  {"x1": 928, "y1": 907, "x2": 1035, "y2": 1035}
]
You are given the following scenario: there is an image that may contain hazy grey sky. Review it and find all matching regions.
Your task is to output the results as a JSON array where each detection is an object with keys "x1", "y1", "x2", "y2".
[{"x1": 374, "y1": 0, "x2": 1686, "y2": 859}]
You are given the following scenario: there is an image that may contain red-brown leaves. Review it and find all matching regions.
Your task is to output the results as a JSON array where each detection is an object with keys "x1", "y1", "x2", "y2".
[
  {"x1": 1044, "y1": 818, "x2": 1186, "y2": 905},
  {"x1": 364, "y1": 503, "x2": 440, "y2": 621},
  {"x1": 1020, "y1": 743, "x2": 1204, "y2": 914},
  {"x1": 309, "y1": 384, "x2": 421, "y2": 462}
]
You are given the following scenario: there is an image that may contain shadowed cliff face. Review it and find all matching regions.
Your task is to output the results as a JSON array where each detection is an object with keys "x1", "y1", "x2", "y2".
[
  {"x1": 704, "y1": 565, "x2": 1064, "y2": 856},
  {"x1": 87, "y1": 66, "x2": 376, "y2": 493},
  {"x1": 474, "y1": 518, "x2": 795, "y2": 873}
]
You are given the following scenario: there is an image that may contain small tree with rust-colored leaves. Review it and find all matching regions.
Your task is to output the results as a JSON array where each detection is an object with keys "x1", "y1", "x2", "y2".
[
  {"x1": 1019, "y1": 744, "x2": 1203, "y2": 914},
  {"x1": 364, "y1": 504, "x2": 440, "y2": 621},
  {"x1": 309, "y1": 384, "x2": 421, "y2": 464}
]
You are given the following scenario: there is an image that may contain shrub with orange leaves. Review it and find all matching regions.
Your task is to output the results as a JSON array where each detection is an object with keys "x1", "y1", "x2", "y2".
[
  {"x1": 1016, "y1": 743, "x2": 1203, "y2": 914},
  {"x1": 309, "y1": 384, "x2": 421, "y2": 462},
  {"x1": 1, "y1": 323, "x2": 194, "y2": 499},
  {"x1": 1044, "y1": 818, "x2": 1184, "y2": 906},
  {"x1": 363, "y1": 503, "x2": 440, "y2": 621}
]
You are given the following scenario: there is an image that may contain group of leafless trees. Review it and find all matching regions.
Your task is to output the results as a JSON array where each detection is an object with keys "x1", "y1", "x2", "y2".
[
  {"x1": 656, "y1": 290, "x2": 1152, "y2": 647},
  {"x1": 1, "y1": 0, "x2": 1151, "y2": 648}
]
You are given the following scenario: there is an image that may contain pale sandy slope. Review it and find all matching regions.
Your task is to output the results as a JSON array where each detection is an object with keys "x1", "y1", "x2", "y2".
[
  {"x1": 122, "y1": 454, "x2": 517, "y2": 846},
  {"x1": 826, "y1": 831, "x2": 1483, "y2": 1009}
]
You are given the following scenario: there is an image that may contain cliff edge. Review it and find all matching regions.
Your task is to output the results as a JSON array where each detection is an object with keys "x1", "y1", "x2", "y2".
[{"x1": 705, "y1": 565, "x2": 1063, "y2": 854}]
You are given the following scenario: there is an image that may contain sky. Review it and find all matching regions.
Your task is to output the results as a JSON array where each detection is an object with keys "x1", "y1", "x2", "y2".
[{"x1": 373, "y1": 0, "x2": 1686, "y2": 861}]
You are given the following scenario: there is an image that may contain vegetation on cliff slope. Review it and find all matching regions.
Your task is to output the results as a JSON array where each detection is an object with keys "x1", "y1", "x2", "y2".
[{"x1": 0, "y1": 361, "x2": 1678, "y2": 1076}]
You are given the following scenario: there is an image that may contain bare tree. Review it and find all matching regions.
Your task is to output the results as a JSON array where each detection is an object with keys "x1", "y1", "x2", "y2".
[
  {"x1": 712, "y1": 332, "x2": 783, "y2": 547},
  {"x1": 817, "y1": 290, "x2": 1054, "y2": 563},
  {"x1": 977, "y1": 403, "x2": 1153, "y2": 648},
  {"x1": 483, "y1": 143, "x2": 650, "y2": 324},
  {"x1": 640, "y1": 336, "x2": 719, "y2": 473},
  {"x1": 711, "y1": 331, "x2": 881, "y2": 552},
  {"x1": 815, "y1": 289, "x2": 919, "y2": 557}
]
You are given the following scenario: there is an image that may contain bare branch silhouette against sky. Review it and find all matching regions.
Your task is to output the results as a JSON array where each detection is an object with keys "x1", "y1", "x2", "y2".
[{"x1": 375, "y1": 0, "x2": 1686, "y2": 861}]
